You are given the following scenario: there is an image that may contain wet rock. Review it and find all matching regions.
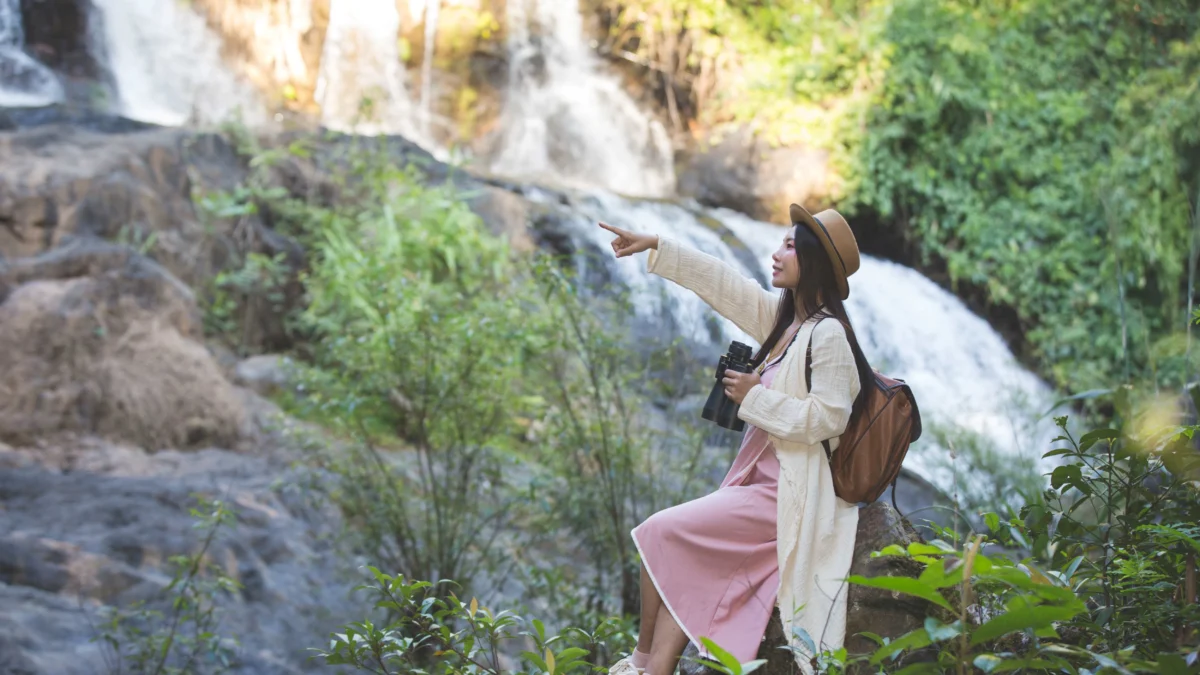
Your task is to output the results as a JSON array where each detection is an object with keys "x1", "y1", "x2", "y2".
[
  {"x1": 678, "y1": 126, "x2": 831, "y2": 224},
  {"x1": 233, "y1": 354, "x2": 294, "y2": 397}
]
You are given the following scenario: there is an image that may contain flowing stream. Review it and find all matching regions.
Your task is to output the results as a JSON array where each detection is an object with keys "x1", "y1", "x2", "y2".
[{"x1": 0, "y1": 0, "x2": 64, "y2": 106}]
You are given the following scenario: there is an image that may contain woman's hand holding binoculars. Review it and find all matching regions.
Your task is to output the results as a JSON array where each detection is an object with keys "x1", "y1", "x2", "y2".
[
  {"x1": 599, "y1": 222, "x2": 658, "y2": 258},
  {"x1": 722, "y1": 370, "x2": 761, "y2": 405}
]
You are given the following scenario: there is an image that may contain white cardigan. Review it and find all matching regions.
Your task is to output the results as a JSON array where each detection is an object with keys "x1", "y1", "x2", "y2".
[{"x1": 646, "y1": 237, "x2": 861, "y2": 671}]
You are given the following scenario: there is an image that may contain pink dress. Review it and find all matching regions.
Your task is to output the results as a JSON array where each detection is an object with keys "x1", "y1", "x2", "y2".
[{"x1": 631, "y1": 356, "x2": 786, "y2": 663}]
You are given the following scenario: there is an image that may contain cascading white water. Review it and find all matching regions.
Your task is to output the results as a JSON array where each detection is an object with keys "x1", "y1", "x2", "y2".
[
  {"x1": 490, "y1": 0, "x2": 675, "y2": 198},
  {"x1": 316, "y1": 0, "x2": 428, "y2": 144},
  {"x1": 419, "y1": 0, "x2": 439, "y2": 139},
  {"x1": 91, "y1": 0, "x2": 264, "y2": 126},
  {"x1": 0, "y1": 0, "x2": 64, "y2": 107},
  {"x1": 543, "y1": 189, "x2": 1061, "y2": 500}
]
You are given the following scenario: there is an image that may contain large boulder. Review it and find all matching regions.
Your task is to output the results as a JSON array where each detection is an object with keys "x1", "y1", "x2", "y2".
[
  {"x1": 0, "y1": 120, "x2": 308, "y2": 352},
  {"x1": 0, "y1": 239, "x2": 245, "y2": 449},
  {"x1": 680, "y1": 502, "x2": 931, "y2": 675},
  {"x1": 678, "y1": 126, "x2": 831, "y2": 224},
  {"x1": 0, "y1": 124, "x2": 238, "y2": 286},
  {"x1": 0, "y1": 434, "x2": 361, "y2": 675}
]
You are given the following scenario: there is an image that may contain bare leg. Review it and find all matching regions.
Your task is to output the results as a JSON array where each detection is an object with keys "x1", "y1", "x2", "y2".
[
  {"x1": 646, "y1": 601, "x2": 690, "y2": 675},
  {"x1": 636, "y1": 562, "x2": 662, "y2": 654}
]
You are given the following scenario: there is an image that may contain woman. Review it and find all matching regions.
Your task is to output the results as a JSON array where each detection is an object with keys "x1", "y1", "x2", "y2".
[{"x1": 597, "y1": 204, "x2": 874, "y2": 675}]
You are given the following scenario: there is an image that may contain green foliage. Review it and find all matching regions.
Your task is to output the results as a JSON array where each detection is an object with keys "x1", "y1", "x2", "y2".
[
  {"x1": 823, "y1": 386, "x2": 1200, "y2": 673},
  {"x1": 290, "y1": 146, "x2": 551, "y2": 594},
  {"x1": 201, "y1": 250, "x2": 290, "y2": 355},
  {"x1": 94, "y1": 496, "x2": 241, "y2": 675},
  {"x1": 598, "y1": 0, "x2": 1200, "y2": 395},
  {"x1": 312, "y1": 568, "x2": 635, "y2": 675},
  {"x1": 850, "y1": 0, "x2": 1200, "y2": 393}
]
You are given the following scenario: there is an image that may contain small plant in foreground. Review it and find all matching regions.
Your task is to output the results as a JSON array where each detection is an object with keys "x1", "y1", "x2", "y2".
[
  {"x1": 313, "y1": 568, "x2": 634, "y2": 675},
  {"x1": 94, "y1": 495, "x2": 241, "y2": 675}
]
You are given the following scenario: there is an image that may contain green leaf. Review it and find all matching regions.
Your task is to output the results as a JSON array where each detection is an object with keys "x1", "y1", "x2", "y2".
[
  {"x1": 1153, "y1": 653, "x2": 1189, "y2": 675},
  {"x1": 701, "y1": 637, "x2": 742, "y2": 675},
  {"x1": 1050, "y1": 464, "x2": 1083, "y2": 491},
  {"x1": 974, "y1": 654, "x2": 1003, "y2": 673},
  {"x1": 923, "y1": 617, "x2": 963, "y2": 642},
  {"x1": 740, "y1": 659, "x2": 769, "y2": 675},
  {"x1": 918, "y1": 558, "x2": 964, "y2": 589},
  {"x1": 521, "y1": 650, "x2": 548, "y2": 672},
  {"x1": 869, "y1": 628, "x2": 932, "y2": 665},
  {"x1": 1079, "y1": 428, "x2": 1119, "y2": 451},
  {"x1": 847, "y1": 575, "x2": 952, "y2": 610},
  {"x1": 894, "y1": 664, "x2": 940, "y2": 675},
  {"x1": 985, "y1": 512, "x2": 1000, "y2": 532},
  {"x1": 970, "y1": 605, "x2": 1082, "y2": 646}
]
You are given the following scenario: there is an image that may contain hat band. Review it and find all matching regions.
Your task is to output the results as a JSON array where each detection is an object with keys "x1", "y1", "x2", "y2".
[{"x1": 807, "y1": 214, "x2": 848, "y2": 278}]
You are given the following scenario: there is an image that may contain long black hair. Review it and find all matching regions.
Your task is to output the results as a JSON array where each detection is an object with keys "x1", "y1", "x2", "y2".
[{"x1": 748, "y1": 223, "x2": 875, "y2": 421}]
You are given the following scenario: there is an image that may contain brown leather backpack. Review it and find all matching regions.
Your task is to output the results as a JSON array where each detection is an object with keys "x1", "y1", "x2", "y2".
[{"x1": 802, "y1": 320, "x2": 923, "y2": 506}]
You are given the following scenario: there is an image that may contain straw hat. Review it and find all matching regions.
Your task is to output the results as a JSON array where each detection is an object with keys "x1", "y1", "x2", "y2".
[{"x1": 790, "y1": 204, "x2": 861, "y2": 300}]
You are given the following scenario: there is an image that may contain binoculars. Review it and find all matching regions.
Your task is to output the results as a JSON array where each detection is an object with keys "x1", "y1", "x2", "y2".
[{"x1": 702, "y1": 341, "x2": 754, "y2": 432}]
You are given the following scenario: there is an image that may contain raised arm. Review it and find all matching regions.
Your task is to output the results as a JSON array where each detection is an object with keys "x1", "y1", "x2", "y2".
[
  {"x1": 736, "y1": 320, "x2": 860, "y2": 445},
  {"x1": 643, "y1": 237, "x2": 779, "y2": 344}
]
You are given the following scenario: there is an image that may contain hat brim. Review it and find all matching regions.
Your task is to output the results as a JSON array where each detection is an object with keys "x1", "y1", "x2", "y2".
[{"x1": 789, "y1": 204, "x2": 850, "y2": 300}]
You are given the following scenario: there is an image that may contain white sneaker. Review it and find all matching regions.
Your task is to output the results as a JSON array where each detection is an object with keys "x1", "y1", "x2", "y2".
[{"x1": 607, "y1": 655, "x2": 643, "y2": 675}]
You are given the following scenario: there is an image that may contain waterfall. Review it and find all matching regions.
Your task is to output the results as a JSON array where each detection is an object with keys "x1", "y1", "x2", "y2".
[
  {"x1": 419, "y1": 0, "x2": 439, "y2": 139},
  {"x1": 489, "y1": 0, "x2": 675, "y2": 198},
  {"x1": 0, "y1": 0, "x2": 64, "y2": 107},
  {"x1": 91, "y1": 0, "x2": 265, "y2": 126},
  {"x1": 316, "y1": 0, "x2": 427, "y2": 144},
  {"x1": 534, "y1": 189, "x2": 1061, "y2": 501}
]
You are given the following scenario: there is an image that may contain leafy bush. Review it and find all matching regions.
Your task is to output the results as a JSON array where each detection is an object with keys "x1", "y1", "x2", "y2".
[
  {"x1": 852, "y1": 0, "x2": 1200, "y2": 394},
  {"x1": 312, "y1": 569, "x2": 636, "y2": 675},
  {"x1": 94, "y1": 496, "x2": 241, "y2": 675},
  {"x1": 818, "y1": 389, "x2": 1200, "y2": 673},
  {"x1": 593, "y1": 0, "x2": 1200, "y2": 396},
  {"x1": 290, "y1": 146, "x2": 553, "y2": 595}
]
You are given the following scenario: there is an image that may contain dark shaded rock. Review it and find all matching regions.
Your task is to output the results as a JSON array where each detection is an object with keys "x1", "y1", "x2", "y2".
[
  {"x1": 0, "y1": 438, "x2": 360, "y2": 674},
  {"x1": 678, "y1": 127, "x2": 831, "y2": 224},
  {"x1": 680, "y1": 503, "x2": 931, "y2": 675},
  {"x1": 19, "y1": 0, "x2": 101, "y2": 79}
]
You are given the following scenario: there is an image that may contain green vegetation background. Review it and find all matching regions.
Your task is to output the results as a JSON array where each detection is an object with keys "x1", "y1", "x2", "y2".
[{"x1": 591, "y1": 0, "x2": 1199, "y2": 393}]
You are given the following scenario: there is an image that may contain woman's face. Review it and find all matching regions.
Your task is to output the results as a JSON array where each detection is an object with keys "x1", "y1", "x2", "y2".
[{"x1": 770, "y1": 229, "x2": 800, "y2": 288}]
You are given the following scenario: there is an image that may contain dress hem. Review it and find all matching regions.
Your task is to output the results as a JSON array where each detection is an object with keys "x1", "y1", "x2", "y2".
[{"x1": 630, "y1": 526, "x2": 711, "y2": 661}]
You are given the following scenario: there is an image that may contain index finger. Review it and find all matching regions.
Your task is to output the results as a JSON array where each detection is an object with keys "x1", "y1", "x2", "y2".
[{"x1": 598, "y1": 221, "x2": 631, "y2": 238}]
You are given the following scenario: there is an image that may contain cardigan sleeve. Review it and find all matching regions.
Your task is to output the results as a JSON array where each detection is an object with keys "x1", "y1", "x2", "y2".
[
  {"x1": 736, "y1": 319, "x2": 860, "y2": 445},
  {"x1": 645, "y1": 236, "x2": 779, "y2": 344}
]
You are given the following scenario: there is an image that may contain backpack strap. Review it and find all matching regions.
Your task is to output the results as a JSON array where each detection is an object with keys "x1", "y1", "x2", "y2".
[{"x1": 802, "y1": 319, "x2": 834, "y2": 461}]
